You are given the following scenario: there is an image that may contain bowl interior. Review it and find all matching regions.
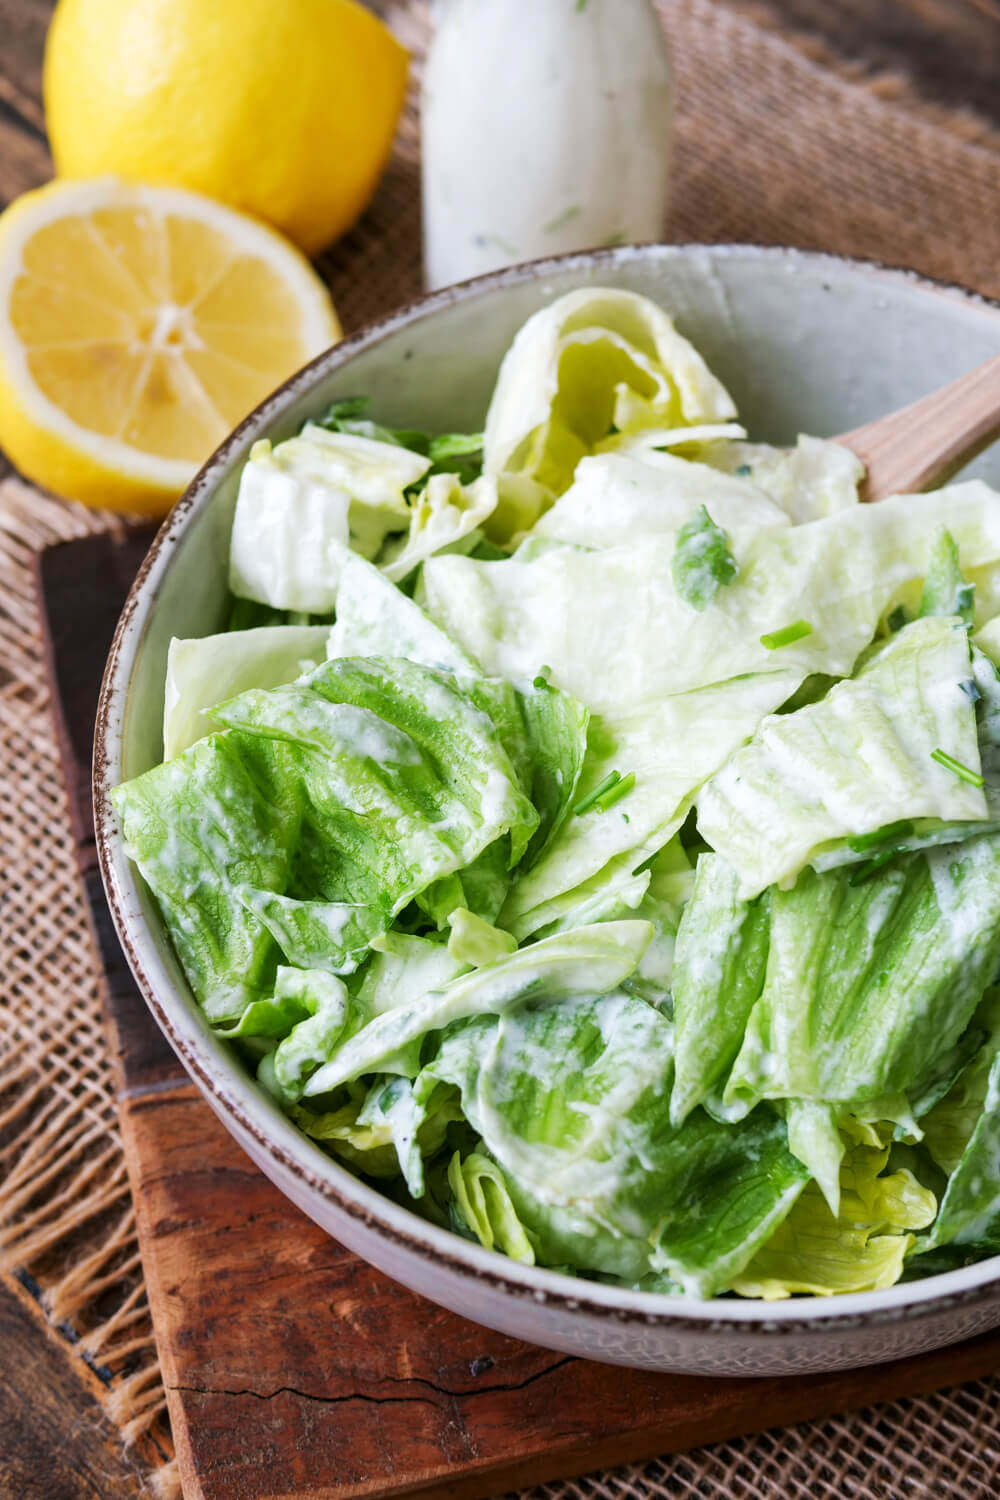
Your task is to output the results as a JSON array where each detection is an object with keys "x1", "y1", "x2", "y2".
[{"x1": 104, "y1": 244, "x2": 1000, "y2": 1324}]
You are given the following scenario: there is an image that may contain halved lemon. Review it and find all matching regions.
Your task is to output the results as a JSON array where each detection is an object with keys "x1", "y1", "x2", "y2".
[{"x1": 0, "y1": 178, "x2": 341, "y2": 514}]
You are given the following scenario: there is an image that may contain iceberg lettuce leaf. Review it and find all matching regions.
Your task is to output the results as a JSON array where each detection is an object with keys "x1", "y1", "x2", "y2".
[
  {"x1": 112, "y1": 732, "x2": 300, "y2": 1023},
  {"x1": 213, "y1": 655, "x2": 540, "y2": 880},
  {"x1": 302, "y1": 920, "x2": 652, "y2": 1095},
  {"x1": 732, "y1": 1129, "x2": 936, "y2": 1298},
  {"x1": 671, "y1": 854, "x2": 770, "y2": 1125},
  {"x1": 230, "y1": 429, "x2": 425, "y2": 611},
  {"x1": 327, "y1": 549, "x2": 475, "y2": 673},
  {"x1": 423, "y1": 484, "x2": 1000, "y2": 717},
  {"x1": 483, "y1": 288, "x2": 737, "y2": 535},
  {"x1": 695, "y1": 434, "x2": 864, "y2": 523},
  {"x1": 163, "y1": 626, "x2": 329, "y2": 760},
  {"x1": 423, "y1": 990, "x2": 805, "y2": 1295},
  {"x1": 531, "y1": 452, "x2": 788, "y2": 552},
  {"x1": 698, "y1": 616, "x2": 986, "y2": 899},
  {"x1": 501, "y1": 671, "x2": 800, "y2": 939},
  {"x1": 726, "y1": 837, "x2": 1000, "y2": 1114}
]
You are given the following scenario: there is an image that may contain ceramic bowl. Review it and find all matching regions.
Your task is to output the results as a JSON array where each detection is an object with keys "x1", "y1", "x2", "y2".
[{"x1": 95, "y1": 244, "x2": 1000, "y2": 1375}]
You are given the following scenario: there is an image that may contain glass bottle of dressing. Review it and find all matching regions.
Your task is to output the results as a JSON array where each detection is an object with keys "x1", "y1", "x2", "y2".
[{"x1": 422, "y1": 0, "x2": 673, "y2": 291}]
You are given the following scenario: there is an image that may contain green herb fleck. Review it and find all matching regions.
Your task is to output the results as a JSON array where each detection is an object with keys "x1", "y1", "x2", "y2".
[
  {"x1": 595, "y1": 771, "x2": 636, "y2": 812},
  {"x1": 760, "y1": 620, "x2": 813, "y2": 650},
  {"x1": 533, "y1": 664, "x2": 553, "y2": 689},
  {"x1": 735, "y1": 463, "x2": 753, "y2": 478},
  {"x1": 886, "y1": 604, "x2": 909, "y2": 633},
  {"x1": 847, "y1": 820, "x2": 915, "y2": 853},
  {"x1": 672, "y1": 505, "x2": 739, "y2": 610},
  {"x1": 576, "y1": 0, "x2": 588, "y2": 11},
  {"x1": 930, "y1": 748, "x2": 985, "y2": 787},
  {"x1": 919, "y1": 528, "x2": 975, "y2": 626},
  {"x1": 573, "y1": 771, "x2": 621, "y2": 816},
  {"x1": 474, "y1": 232, "x2": 518, "y2": 255},
  {"x1": 544, "y1": 205, "x2": 583, "y2": 234}
]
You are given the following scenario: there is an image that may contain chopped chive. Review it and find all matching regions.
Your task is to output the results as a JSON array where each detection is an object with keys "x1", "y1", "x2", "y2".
[
  {"x1": 886, "y1": 605, "x2": 908, "y2": 634},
  {"x1": 573, "y1": 771, "x2": 621, "y2": 816},
  {"x1": 735, "y1": 463, "x2": 753, "y2": 478},
  {"x1": 621, "y1": 813, "x2": 630, "y2": 824},
  {"x1": 595, "y1": 771, "x2": 636, "y2": 812},
  {"x1": 931, "y1": 748, "x2": 985, "y2": 787},
  {"x1": 533, "y1": 664, "x2": 552, "y2": 689},
  {"x1": 760, "y1": 620, "x2": 813, "y2": 650},
  {"x1": 847, "y1": 820, "x2": 915, "y2": 853},
  {"x1": 959, "y1": 678, "x2": 982, "y2": 703}
]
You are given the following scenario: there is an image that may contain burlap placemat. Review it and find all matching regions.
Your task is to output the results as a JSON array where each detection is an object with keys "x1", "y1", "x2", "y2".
[{"x1": 1, "y1": 2, "x2": 999, "y2": 1496}]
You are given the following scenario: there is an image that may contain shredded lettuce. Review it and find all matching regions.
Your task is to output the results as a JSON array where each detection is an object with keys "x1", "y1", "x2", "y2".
[{"x1": 113, "y1": 286, "x2": 1000, "y2": 1303}]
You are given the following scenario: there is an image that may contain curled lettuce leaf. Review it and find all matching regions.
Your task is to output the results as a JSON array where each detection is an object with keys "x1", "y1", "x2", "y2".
[
  {"x1": 482, "y1": 289, "x2": 736, "y2": 536},
  {"x1": 448, "y1": 1150, "x2": 536, "y2": 1263},
  {"x1": 379, "y1": 473, "x2": 498, "y2": 583},
  {"x1": 732, "y1": 1126, "x2": 936, "y2": 1298},
  {"x1": 698, "y1": 616, "x2": 987, "y2": 899}
]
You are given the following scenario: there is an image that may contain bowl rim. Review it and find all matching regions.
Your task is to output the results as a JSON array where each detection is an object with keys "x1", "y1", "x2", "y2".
[{"x1": 95, "y1": 240, "x2": 1000, "y2": 1336}]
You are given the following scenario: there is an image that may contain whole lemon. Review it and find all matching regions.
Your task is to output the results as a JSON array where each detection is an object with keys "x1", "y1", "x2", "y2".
[{"x1": 43, "y1": 0, "x2": 409, "y2": 257}]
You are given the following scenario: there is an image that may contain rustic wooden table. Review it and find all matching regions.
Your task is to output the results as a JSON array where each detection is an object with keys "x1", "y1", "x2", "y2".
[{"x1": 0, "y1": 1, "x2": 997, "y2": 1496}]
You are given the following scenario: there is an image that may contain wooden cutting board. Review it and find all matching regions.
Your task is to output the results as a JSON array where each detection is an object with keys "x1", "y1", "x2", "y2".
[{"x1": 35, "y1": 527, "x2": 1000, "y2": 1500}]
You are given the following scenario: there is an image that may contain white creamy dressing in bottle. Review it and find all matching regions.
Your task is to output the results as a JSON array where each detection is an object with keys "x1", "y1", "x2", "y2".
[{"x1": 422, "y1": 0, "x2": 673, "y2": 290}]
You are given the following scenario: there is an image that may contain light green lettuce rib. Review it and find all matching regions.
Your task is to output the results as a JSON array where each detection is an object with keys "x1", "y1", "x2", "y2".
[{"x1": 671, "y1": 854, "x2": 770, "y2": 1126}]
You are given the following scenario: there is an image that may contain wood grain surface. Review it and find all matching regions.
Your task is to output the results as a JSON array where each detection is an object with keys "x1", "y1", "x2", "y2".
[{"x1": 2, "y1": 2, "x2": 999, "y2": 1497}]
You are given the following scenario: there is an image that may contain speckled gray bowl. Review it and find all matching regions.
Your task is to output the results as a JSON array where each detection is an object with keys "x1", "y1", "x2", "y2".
[{"x1": 95, "y1": 244, "x2": 1000, "y2": 1375}]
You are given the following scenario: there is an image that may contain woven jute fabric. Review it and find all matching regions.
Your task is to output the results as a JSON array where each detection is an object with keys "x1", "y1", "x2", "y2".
[{"x1": 1, "y1": 2, "x2": 999, "y2": 1497}]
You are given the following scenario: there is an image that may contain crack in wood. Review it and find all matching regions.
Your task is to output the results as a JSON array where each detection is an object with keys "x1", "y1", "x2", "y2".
[{"x1": 168, "y1": 1355, "x2": 576, "y2": 1408}]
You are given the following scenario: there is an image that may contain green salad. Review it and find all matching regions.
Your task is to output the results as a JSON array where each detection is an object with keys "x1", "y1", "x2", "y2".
[{"x1": 114, "y1": 289, "x2": 1000, "y2": 1299}]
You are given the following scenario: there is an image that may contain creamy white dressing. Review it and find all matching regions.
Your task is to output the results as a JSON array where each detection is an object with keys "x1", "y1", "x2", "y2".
[{"x1": 422, "y1": 0, "x2": 672, "y2": 290}]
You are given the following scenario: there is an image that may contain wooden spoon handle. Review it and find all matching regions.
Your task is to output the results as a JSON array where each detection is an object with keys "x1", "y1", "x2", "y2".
[{"x1": 838, "y1": 351, "x2": 1000, "y2": 502}]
